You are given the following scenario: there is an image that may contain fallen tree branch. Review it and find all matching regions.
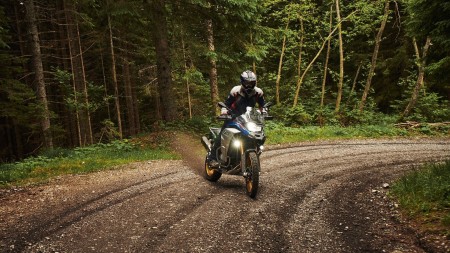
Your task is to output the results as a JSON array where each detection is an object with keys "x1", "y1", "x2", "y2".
[{"x1": 394, "y1": 121, "x2": 450, "y2": 129}]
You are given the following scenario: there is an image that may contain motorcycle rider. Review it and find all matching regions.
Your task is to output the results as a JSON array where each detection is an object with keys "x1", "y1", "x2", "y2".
[{"x1": 207, "y1": 70, "x2": 266, "y2": 168}]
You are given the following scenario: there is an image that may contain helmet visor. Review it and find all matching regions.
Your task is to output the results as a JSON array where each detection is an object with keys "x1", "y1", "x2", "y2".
[{"x1": 242, "y1": 80, "x2": 256, "y2": 89}]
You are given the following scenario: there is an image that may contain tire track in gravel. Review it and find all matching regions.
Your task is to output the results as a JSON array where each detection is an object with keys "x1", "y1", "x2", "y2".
[
  {"x1": 247, "y1": 156, "x2": 444, "y2": 252},
  {"x1": 6, "y1": 170, "x2": 198, "y2": 252},
  {"x1": 23, "y1": 170, "x2": 235, "y2": 253},
  {"x1": 255, "y1": 140, "x2": 450, "y2": 253},
  {"x1": 167, "y1": 135, "x2": 450, "y2": 253},
  {"x1": 1, "y1": 136, "x2": 449, "y2": 253},
  {"x1": 324, "y1": 167, "x2": 422, "y2": 252},
  {"x1": 277, "y1": 160, "x2": 441, "y2": 253}
]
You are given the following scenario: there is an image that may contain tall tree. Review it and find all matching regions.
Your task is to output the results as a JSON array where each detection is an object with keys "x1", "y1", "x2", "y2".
[
  {"x1": 64, "y1": 1, "x2": 93, "y2": 146},
  {"x1": 292, "y1": 9, "x2": 355, "y2": 107},
  {"x1": 24, "y1": 0, "x2": 53, "y2": 149},
  {"x1": 275, "y1": 19, "x2": 289, "y2": 105},
  {"x1": 123, "y1": 53, "x2": 137, "y2": 136},
  {"x1": 359, "y1": 0, "x2": 390, "y2": 112},
  {"x1": 108, "y1": 12, "x2": 123, "y2": 139},
  {"x1": 401, "y1": 37, "x2": 432, "y2": 118},
  {"x1": 293, "y1": 15, "x2": 304, "y2": 107},
  {"x1": 334, "y1": 0, "x2": 345, "y2": 113},
  {"x1": 405, "y1": 0, "x2": 450, "y2": 99},
  {"x1": 0, "y1": 4, "x2": 36, "y2": 159},
  {"x1": 321, "y1": 5, "x2": 333, "y2": 109},
  {"x1": 147, "y1": 0, "x2": 177, "y2": 121},
  {"x1": 206, "y1": 17, "x2": 219, "y2": 115}
]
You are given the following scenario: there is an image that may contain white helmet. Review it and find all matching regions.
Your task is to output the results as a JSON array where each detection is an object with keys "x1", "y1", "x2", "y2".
[{"x1": 240, "y1": 70, "x2": 257, "y2": 94}]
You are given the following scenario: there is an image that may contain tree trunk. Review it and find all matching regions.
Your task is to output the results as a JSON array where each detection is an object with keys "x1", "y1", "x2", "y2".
[
  {"x1": 292, "y1": 10, "x2": 355, "y2": 108},
  {"x1": 148, "y1": 0, "x2": 177, "y2": 121},
  {"x1": 64, "y1": 1, "x2": 92, "y2": 146},
  {"x1": 402, "y1": 37, "x2": 432, "y2": 118},
  {"x1": 131, "y1": 77, "x2": 141, "y2": 134},
  {"x1": 335, "y1": 0, "x2": 345, "y2": 113},
  {"x1": 347, "y1": 61, "x2": 362, "y2": 104},
  {"x1": 56, "y1": 1, "x2": 76, "y2": 147},
  {"x1": 251, "y1": 33, "x2": 256, "y2": 75},
  {"x1": 293, "y1": 16, "x2": 305, "y2": 107},
  {"x1": 108, "y1": 13, "x2": 123, "y2": 139},
  {"x1": 12, "y1": 119, "x2": 24, "y2": 159},
  {"x1": 123, "y1": 53, "x2": 137, "y2": 136},
  {"x1": 64, "y1": 5, "x2": 82, "y2": 147},
  {"x1": 359, "y1": 0, "x2": 390, "y2": 112},
  {"x1": 123, "y1": 49, "x2": 139, "y2": 136},
  {"x1": 276, "y1": 20, "x2": 289, "y2": 105},
  {"x1": 24, "y1": 0, "x2": 53, "y2": 149},
  {"x1": 100, "y1": 51, "x2": 112, "y2": 120},
  {"x1": 76, "y1": 22, "x2": 93, "y2": 144},
  {"x1": 181, "y1": 34, "x2": 193, "y2": 119},
  {"x1": 206, "y1": 18, "x2": 219, "y2": 115},
  {"x1": 321, "y1": 5, "x2": 333, "y2": 109}
]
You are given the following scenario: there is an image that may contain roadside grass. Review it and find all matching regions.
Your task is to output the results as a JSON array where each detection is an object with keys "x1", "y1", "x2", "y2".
[
  {"x1": 390, "y1": 161, "x2": 450, "y2": 235},
  {"x1": 0, "y1": 136, "x2": 179, "y2": 188},
  {"x1": 265, "y1": 124, "x2": 410, "y2": 144},
  {"x1": 1, "y1": 122, "x2": 448, "y2": 188}
]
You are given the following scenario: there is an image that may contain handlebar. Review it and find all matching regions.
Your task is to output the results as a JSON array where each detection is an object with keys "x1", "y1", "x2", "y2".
[
  {"x1": 217, "y1": 114, "x2": 273, "y2": 121},
  {"x1": 217, "y1": 115, "x2": 232, "y2": 121},
  {"x1": 216, "y1": 101, "x2": 274, "y2": 121}
]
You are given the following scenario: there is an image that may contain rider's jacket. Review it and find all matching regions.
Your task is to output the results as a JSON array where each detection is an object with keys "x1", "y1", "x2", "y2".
[{"x1": 224, "y1": 86, "x2": 265, "y2": 116}]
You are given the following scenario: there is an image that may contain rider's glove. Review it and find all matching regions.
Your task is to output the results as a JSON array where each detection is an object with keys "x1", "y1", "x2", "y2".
[{"x1": 221, "y1": 107, "x2": 228, "y2": 115}]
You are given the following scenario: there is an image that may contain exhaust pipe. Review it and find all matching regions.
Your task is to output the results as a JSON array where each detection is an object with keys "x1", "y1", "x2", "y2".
[{"x1": 201, "y1": 136, "x2": 211, "y2": 151}]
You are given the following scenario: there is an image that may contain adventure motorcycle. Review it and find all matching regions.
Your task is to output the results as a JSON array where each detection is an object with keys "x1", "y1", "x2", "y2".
[{"x1": 201, "y1": 102, "x2": 273, "y2": 198}]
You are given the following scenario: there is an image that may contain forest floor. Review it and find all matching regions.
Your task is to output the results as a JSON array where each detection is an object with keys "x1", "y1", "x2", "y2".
[{"x1": 1, "y1": 134, "x2": 450, "y2": 253}]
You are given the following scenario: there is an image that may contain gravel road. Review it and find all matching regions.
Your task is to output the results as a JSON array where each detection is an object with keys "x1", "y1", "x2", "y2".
[{"x1": 1, "y1": 136, "x2": 449, "y2": 253}]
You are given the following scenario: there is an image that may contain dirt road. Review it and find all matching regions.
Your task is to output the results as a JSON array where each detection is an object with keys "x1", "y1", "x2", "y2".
[{"x1": 1, "y1": 136, "x2": 449, "y2": 253}]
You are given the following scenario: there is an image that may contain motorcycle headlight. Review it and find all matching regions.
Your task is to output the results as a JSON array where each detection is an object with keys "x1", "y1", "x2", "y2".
[
  {"x1": 232, "y1": 139, "x2": 241, "y2": 148},
  {"x1": 245, "y1": 122, "x2": 262, "y2": 132}
]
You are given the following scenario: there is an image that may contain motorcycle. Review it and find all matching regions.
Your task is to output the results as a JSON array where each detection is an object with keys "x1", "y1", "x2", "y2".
[{"x1": 201, "y1": 102, "x2": 273, "y2": 198}]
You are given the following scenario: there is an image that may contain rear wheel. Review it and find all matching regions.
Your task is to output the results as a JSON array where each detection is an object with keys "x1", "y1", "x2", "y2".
[
  {"x1": 245, "y1": 152, "x2": 260, "y2": 198},
  {"x1": 204, "y1": 156, "x2": 222, "y2": 182}
]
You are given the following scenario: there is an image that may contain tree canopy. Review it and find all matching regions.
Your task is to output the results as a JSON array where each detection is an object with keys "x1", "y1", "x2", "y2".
[{"x1": 0, "y1": 0, "x2": 448, "y2": 161}]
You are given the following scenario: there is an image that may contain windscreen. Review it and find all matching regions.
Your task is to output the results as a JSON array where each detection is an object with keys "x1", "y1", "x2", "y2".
[{"x1": 237, "y1": 107, "x2": 264, "y2": 125}]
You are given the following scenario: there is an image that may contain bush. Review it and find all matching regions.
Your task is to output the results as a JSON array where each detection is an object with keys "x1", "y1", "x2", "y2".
[
  {"x1": 270, "y1": 104, "x2": 312, "y2": 127},
  {"x1": 391, "y1": 78, "x2": 450, "y2": 122},
  {"x1": 406, "y1": 93, "x2": 450, "y2": 122}
]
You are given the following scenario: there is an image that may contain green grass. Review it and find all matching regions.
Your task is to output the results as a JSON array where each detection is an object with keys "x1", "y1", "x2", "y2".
[
  {"x1": 265, "y1": 124, "x2": 410, "y2": 144},
  {"x1": 1, "y1": 123, "x2": 448, "y2": 188},
  {"x1": 0, "y1": 138, "x2": 179, "y2": 187},
  {"x1": 390, "y1": 161, "x2": 450, "y2": 234}
]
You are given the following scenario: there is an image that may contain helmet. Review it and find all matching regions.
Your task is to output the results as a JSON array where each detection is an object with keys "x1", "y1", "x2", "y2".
[{"x1": 240, "y1": 70, "x2": 257, "y2": 94}]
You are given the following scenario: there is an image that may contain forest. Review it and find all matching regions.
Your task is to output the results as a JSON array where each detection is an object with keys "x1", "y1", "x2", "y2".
[{"x1": 0, "y1": 0, "x2": 449, "y2": 162}]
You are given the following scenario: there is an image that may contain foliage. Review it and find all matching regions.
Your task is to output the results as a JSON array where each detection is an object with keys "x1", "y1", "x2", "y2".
[
  {"x1": 405, "y1": 93, "x2": 450, "y2": 122},
  {"x1": 404, "y1": 0, "x2": 450, "y2": 97},
  {"x1": 0, "y1": 0, "x2": 449, "y2": 161},
  {"x1": 390, "y1": 160, "x2": 450, "y2": 232},
  {"x1": 392, "y1": 74, "x2": 450, "y2": 122},
  {"x1": 97, "y1": 119, "x2": 121, "y2": 142},
  {"x1": 270, "y1": 104, "x2": 312, "y2": 127}
]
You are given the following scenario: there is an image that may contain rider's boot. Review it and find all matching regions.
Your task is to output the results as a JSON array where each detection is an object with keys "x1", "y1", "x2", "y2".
[{"x1": 207, "y1": 140, "x2": 220, "y2": 168}]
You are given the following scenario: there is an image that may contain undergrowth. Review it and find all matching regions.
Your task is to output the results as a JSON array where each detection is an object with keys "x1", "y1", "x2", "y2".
[
  {"x1": 390, "y1": 161, "x2": 450, "y2": 234},
  {"x1": 1, "y1": 118, "x2": 448, "y2": 188},
  {"x1": 0, "y1": 137, "x2": 178, "y2": 187},
  {"x1": 264, "y1": 123, "x2": 411, "y2": 144}
]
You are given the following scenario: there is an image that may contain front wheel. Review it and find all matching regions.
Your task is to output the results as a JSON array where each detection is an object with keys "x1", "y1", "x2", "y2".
[
  {"x1": 245, "y1": 151, "x2": 260, "y2": 198},
  {"x1": 204, "y1": 156, "x2": 222, "y2": 182}
]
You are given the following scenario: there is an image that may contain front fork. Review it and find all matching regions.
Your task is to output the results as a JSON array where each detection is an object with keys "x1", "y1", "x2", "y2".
[{"x1": 241, "y1": 145, "x2": 260, "y2": 177}]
